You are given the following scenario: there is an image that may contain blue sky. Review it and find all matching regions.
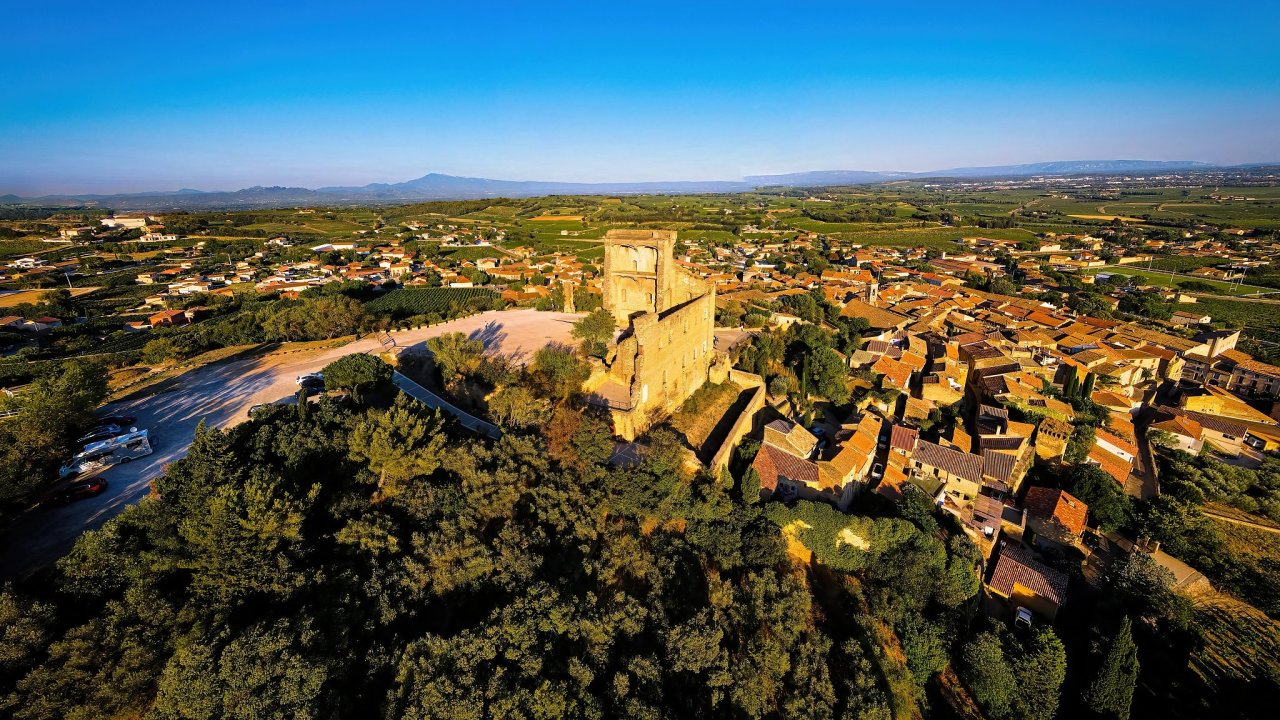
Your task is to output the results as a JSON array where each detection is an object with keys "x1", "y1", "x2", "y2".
[{"x1": 3, "y1": 0, "x2": 1278, "y2": 194}]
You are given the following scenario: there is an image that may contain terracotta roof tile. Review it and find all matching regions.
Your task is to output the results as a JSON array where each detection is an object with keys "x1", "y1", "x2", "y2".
[
  {"x1": 890, "y1": 425, "x2": 919, "y2": 454},
  {"x1": 753, "y1": 444, "x2": 818, "y2": 492},
  {"x1": 1024, "y1": 487, "x2": 1087, "y2": 536},
  {"x1": 1087, "y1": 445, "x2": 1132, "y2": 485},
  {"x1": 989, "y1": 544, "x2": 1068, "y2": 605},
  {"x1": 914, "y1": 440, "x2": 985, "y2": 484}
]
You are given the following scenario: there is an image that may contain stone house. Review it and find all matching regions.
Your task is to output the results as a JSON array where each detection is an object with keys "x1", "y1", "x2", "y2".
[{"x1": 1023, "y1": 487, "x2": 1088, "y2": 552}]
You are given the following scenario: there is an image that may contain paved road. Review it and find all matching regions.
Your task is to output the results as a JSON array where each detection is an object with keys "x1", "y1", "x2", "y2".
[{"x1": 0, "y1": 309, "x2": 582, "y2": 580}]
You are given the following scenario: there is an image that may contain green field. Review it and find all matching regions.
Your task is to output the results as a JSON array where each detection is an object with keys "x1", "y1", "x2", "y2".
[
  {"x1": 364, "y1": 287, "x2": 498, "y2": 318},
  {"x1": 784, "y1": 218, "x2": 917, "y2": 234},
  {"x1": 844, "y1": 225, "x2": 1037, "y2": 248},
  {"x1": 1188, "y1": 587, "x2": 1280, "y2": 712},
  {"x1": 1177, "y1": 298, "x2": 1280, "y2": 339},
  {"x1": 0, "y1": 239, "x2": 51, "y2": 259},
  {"x1": 441, "y1": 246, "x2": 510, "y2": 262},
  {"x1": 1148, "y1": 256, "x2": 1227, "y2": 273},
  {"x1": 1084, "y1": 266, "x2": 1275, "y2": 296}
]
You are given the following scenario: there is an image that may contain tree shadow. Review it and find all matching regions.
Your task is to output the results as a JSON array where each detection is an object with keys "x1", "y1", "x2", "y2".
[{"x1": 468, "y1": 320, "x2": 508, "y2": 352}]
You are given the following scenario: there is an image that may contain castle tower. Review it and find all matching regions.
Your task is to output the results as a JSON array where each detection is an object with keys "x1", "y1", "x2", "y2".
[
  {"x1": 602, "y1": 229, "x2": 678, "y2": 326},
  {"x1": 561, "y1": 279, "x2": 576, "y2": 313}
]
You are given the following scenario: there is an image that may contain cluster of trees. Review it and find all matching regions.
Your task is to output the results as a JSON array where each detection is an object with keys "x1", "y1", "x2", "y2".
[
  {"x1": 1059, "y1": 366, "x2": 1097, "y2": 402},
  {"x1": 0, "y1": 289, "x2": 81, "y2": 326},
  {"x1": 1129, "y1": 453, "x2": 1280, "y2": 616},
  {"x1": 1117, "y1": 291, "x2": 1173, "y2": 321},
  {"x1": 761, "y1": 495, "x2": 992, "y2": 701},
  {"x1": 1158, "y1": 450, "x2": 1280, "y2": 524},
  {"x1": 0, "y1": 360, "x2": 108, "y2": 512},
  {"x1": 716, "y1": 300, "x2": 770, "y2": 329},
  {"x1": 960, "y1": 625, "x2": 1066, "y2": 720},
  {"x1": 736, "y1": 319, "x2": 857, "y2": 409},
  {"x1": 964, "y1": 272, "x2": 1020, "y2": 297},
  {"x1": 801, "y1": 206, "x2": 898, "y2": 223},
  {"x1": 141, "y1": 293, "x2": 376, "y2": 363},
  {"x1": 569, "y1": 308, "x2": 614, "y2": 358},
  {"x1": 532, "y1": 285, "x2": 604, "y2": 313},
  {"x1": 0, "y1": 357, "x2": 913, "y2": 719},
  {"x1": 1067, "y1": 291, "x2": 1115, "y2": 319},
  {"x1": 404, "y1": 332, "x2": 588, "y2": 427}
]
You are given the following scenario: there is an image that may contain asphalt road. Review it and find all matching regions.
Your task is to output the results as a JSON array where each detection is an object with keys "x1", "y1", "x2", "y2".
[{"x1": 0, "y1": 309, "x2": 582, "y2": 580}]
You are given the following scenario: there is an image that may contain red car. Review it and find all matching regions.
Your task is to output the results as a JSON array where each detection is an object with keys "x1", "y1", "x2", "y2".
[{"x1": 44, "y1": 477, "x2": 108, "y2": 506}]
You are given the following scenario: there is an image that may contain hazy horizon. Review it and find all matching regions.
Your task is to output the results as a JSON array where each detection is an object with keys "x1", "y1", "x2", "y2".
[{"x1": 4, "y1": 1, "x2": 1278, "y2": 195}]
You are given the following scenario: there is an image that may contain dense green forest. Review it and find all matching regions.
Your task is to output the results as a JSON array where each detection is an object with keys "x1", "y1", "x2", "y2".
[
  {"x1": 0, "y1": 367, "x2": 938, "y2": 719},
  {"x1": 2, "y1": 350, "x2": 1278, "y2": 718}
]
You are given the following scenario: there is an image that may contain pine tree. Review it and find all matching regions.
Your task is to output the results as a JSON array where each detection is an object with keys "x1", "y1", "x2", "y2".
[
  {"x1": 349, "y1": 394, "x2": 447, "y2": 499},
  {"x1": 1081, "y1": 371, "x2": 1097, "y2": 399},
  {"x1": 1016, "y1": 627, "x2": 1068, "y2": 720},
  {"x1": 961, "y1": 632, "x2": 1016, "y2": 717},
  {"x1": 1085, "y1": 616, "x2": 1140, "y2": 720},
  {"x1": 1063, "y1": 366, "x2": 1080, "y2": 399}
]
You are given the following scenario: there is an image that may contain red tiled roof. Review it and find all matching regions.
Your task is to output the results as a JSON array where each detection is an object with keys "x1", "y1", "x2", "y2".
[
  {"x1": 1096, "y1": 428, "x2": 1138, "y2": 457},
  {"x1": 1151, "y1": 415, "x2": 1203, "y2": 440},
  {"x1": 1023, "y1": 487, "x2": 1087, "y2": 536},
  {"x1": 753, "y1": 444, "x2": 818, "y2": 492},
  {"x1": 890, "y1": 425, "x2": 918, "y2": 454},
  {"x1": 872, "y1": 355, "x2": 914, "y2": 390},
  {"x1": 989, "y1": 544, "x2": 1068, "y2": 605},
  {"x1": 914, "y1": 440, "x2": 985, "y2": 484},
  {"x1": 1088, "y1": 445, "x2": 1131, "y2": 485}
]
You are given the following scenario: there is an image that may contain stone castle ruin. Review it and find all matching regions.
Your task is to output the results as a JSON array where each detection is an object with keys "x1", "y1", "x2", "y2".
[{"x1": 586, "y1": 229, "x2": 725, "y2": 440}]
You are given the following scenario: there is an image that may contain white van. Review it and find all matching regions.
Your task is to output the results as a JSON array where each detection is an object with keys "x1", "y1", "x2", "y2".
[{"x1": 60, "y1": 429, "x2": 153, "y2": 478}]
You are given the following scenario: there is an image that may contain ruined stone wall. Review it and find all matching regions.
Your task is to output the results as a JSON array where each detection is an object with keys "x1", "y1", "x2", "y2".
[
  {"x1": 628, "y1": 292, "x2": 716, "y2": 422},
  {"x1": 597, "y1": 228, "x2": 717, "y2": 440},
  {"x1": 709, "y1": 381, "x2": 767, "y2": 473},
  {"x1": 607, "y1": 336, "x2": 639, "y2": 385}
]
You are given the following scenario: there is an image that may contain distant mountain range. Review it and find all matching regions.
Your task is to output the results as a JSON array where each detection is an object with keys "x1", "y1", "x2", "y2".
[{"x1": 3, "y1": 160, "x2": 1272, "y2": 211}]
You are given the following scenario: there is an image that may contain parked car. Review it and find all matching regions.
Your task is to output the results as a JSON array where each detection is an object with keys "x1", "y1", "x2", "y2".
[
  {"x1": 78, "y1": 425, "x2": 124, "y2": 446},
  {"x1": 43, "y1": 477, "x2": 108, "y2": 506},
  {"x1": 1014, "y1": 606, "x2": 1034, "y2": 630},
  {"x1": 296, "y1": 372, "x2": 325, "y2": 388},
  {"x1": 871, "y1": 463, "x2": 884, "y2": 480}
]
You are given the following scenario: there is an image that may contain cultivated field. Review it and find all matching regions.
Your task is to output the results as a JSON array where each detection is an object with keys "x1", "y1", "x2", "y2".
[{"x1": 0, "y1": 286, "x2": 98, "y2": 307}]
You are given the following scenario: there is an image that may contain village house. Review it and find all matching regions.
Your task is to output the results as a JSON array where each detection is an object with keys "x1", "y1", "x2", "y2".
[
  {"x1": 987, "y1": 543, "x2": 1069, "y2": 621},
  {"x1": 1023, "y1": 487, "x2": 1088, "y2": 552}
]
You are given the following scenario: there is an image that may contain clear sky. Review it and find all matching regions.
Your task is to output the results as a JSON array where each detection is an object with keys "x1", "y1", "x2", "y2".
[{"x1": 3, "y1": 0, "x2": 1279, "y2": 195}]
